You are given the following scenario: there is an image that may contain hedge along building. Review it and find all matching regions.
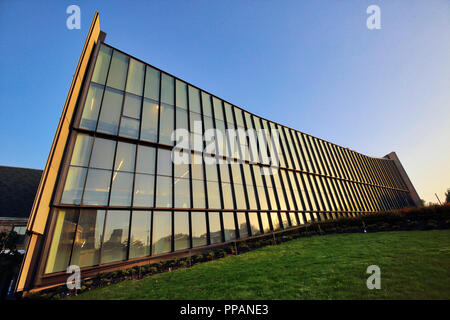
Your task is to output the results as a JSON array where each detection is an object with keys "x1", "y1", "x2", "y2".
[{"x1": 16, "y1": 13, "x2": 421, "y2": 294}]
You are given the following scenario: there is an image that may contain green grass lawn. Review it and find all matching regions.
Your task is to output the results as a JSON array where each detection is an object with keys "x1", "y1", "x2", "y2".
[{"x1": 69, "y1": 230, "x2": 450, "y2": 300}]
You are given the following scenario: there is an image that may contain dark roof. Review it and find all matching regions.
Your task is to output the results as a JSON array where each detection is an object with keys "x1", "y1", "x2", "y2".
[{"x1": 0, "y1": 166, "x2": 42, "y2": 218}]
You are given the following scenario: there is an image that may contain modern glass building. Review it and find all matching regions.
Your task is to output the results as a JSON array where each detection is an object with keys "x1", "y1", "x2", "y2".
[{"x1": 16, "y1": 13, "x2": 421, "y2": 293}]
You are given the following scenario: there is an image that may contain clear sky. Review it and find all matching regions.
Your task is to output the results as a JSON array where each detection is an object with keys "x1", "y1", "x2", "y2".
[{"x1": 0, "y1": 0, "x2": 449, "y2": 204}]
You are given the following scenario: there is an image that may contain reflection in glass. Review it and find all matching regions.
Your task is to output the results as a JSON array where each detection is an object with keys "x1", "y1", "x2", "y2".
[
  {"x1": 71, "y1": 210, "x2": 105, "y2": 268},
  {"x1": 144, "y1": 66, "x2": 160, "y2": 101},
  {"x1": 155, "y1": 176, "x2": 172, "y2": 208},
  {"x1": 222, "y1": 213, "x2": 236, "y2": 241},
  {"x1": 260, "y1": 212, "x2": 271, "y2": 233},
  {"x1": 97, "y1": 87, "x2": 123, "y2": 135},
  {"x1": 157, "y1": 149, "x2": 173, "y2": 176},
  {"x1": 119, "y1": 117, "x2": 140, "y2": 139},
  {"x1": 188, "y1": 86, "x2": 201, "y2": 113},
  {"x1": 61, "y1": 166, "x2": 87, "y2": 205},
  {"x1": 141, "y1": 99, "x2": 159, "y2": 142},
  {"x1": 106, "y1": 50, "x2": 129, "y2": 90},
  {"x1": 174, "y1": 178, "x2": 190, "y2": 208},
  {"x1": 123, "y1": 93, "x2": 141, "y2": 119},
  {"x1": 110, "y1": 172, "x2": 133, "y2": 206},
  {"x1": 152, "y1": 211, "x2": 172, "y2": 254},
  {"x1": 92, "y1": 45, "x2": 112, "y2": 85},
  {"x1": 176, "y1": 80, "x2": 187, "y2": 109},
  {"x1": 191, "y1": 212, "x2": 207, "y2": 247},
  {"x1": 209, "y1": 212, "x2": 221, "y2": 244},
  {"x1": 89, "y1": 138, "x2": 116, "y2": 170},
  {"x1": 237, "y1": 212, "x2": 248, "y2": 238},
  {"x1": 126, "y1": 59, "x2": 145, "y2": 95},
  {"x1": 101, "y1": 210, "x2": 130, "y2": 264},
  {"x1": 159, "y1": 104, "x2": 174, "y2": 145},
  {"x1": 248, "y1": 212, "x2": 261, "y2": 235},
  {"x1": 129, "y1": 211, "x2": 151, "y2": 259},
  {"x1": 114, "y1": 142, "x2": 136, "y2": 172},
  {"x1": 45, "y1": 209, "x2": 78, "y2": 273},
  {"x1": 161, "y1": 73, "x2": 174, "y2": 105},
  {"x1": 270, "y1": 212, "x2": 281, "y2": 230},
  {"x1": 174, "y1": 212, "x2": 190, "y2": 251},
  {"x1": 82, "y1": 169, "x2": 112, "y2": 205},
  {"x1": 133, "y1": 173, "x2": 154, "y2": 207},
  {"x1": 70, "y1": 134, "x2": 93, "y2": 167},
  {"x1": 80, "y1": 83, "x2": 103, "y2": 130},
  {"x1": 192, "y1": 180, "x2": 206, "y2": 208},
  {"x1": 136, "y1": 145, "x2": 156, "y2": 174}
]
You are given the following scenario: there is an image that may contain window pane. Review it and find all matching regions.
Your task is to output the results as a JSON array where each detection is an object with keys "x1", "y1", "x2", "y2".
[
  {"x1": 89, "y1": 138, "x2": 116, "y2": 170},
  {"x1": 221, "y1": 182, "x2": 234, "y2": 209},
  {"x1": 237, "y1": 212, "x2": 248, "y2": 238},
  {"x1": 133, "y1": 173, "x2": 154, "y2": 207},
  {"x1": 123, "y1": 93, "x2": 141, "y2": 119},
  {"x1": 119, "y1": 117, "x2": 139, "y2": 139},
  {"x1": 161, "y1": 73, "x2": 174, "y2": 105},
  {"x1": 270, "y1": 212, "x2": 281, "y2": 230},
  {"x1": 222, "y1": 213, "x2": 236, "y2": 241},
  {"x1": 289, "y1": 212, "x2": 298, "y2": 226},
  {"x1": 136, "y1": 145, "x2": 156, "y2": 174},
  {"x1": 209, "y1": 212, "x2": 221, "y2": 244},
  {"x1": 155, "y1": 176, "x2": 172, "y2": 207},
  {"x1": 92, "y1": 45, "x2": 112, "y2": 85},
  {"x1": 71, "y1": 209, "x2": 105, "y2": 268},
  {"x1": 110, "y1": 172, "x2": 133, "y2": 206},
  {"x1": 45, "y1": 209, "x2": 78, "y2": 273},
  {"x1": 157, "y1": 149, "x2": 173, "y2": 176},
  {"x1": 129, "y1": 211, "x2": 151, "y2": 259},
  {"x1": 114, "y1": 142, "x2": 136, "y2": 172},
  {"x1": 159, "y1": 104, "x2": 174, "y2": 145},
  {"x1": 192, "y1": 180, "x2": 205, "y2": 208},
  {"x1": 70, "y1": 134, "x2": 93, "y2": 167},
  {"x1": 141, "y1": 98, "x2": 159, "y2": 142},
  {"x1": 144, "y1": 66, "x2": 160, "y2": 101},
  {"x1": 97, "y1": 87, "x2": 123, "y2": 135},
  {"x1": 175, "y1": 178, "x2": 190, "y2": 208},
  {"x1": 101, "y1": 210, "x2": 130, "y2": 264},
  {"x1": 174, "y1": 211, "x2": 190, "y2": 251},
  {"x1": 126, "y1": 59, "x2": 145, "y2": 95},
  {"x1": 61, "y1": 166, "x2": 87, "y2": 205},
  {"x1": 82, "y1": 169, "x2": 111, "y2": 205},
  {"x1": 188, "y1": 86, "x2": 201, "y2": 113},
  {"x1": 106, "y1": 50, "x2": 129, "y2": 90},
  {"x1": 260, "y1": 212, "x2": 271, "y2": 233},
  {"x1": 234, "y1": 184, "x2": 247, "y2": 209},
  {"x1": 176, "y1": 80, "x2": 187, "y2": 109},
  {"x1": 212, "y1": 97, "x2": 224, "y2": 121},
  {"x1": 207, "y1": 181, "x2": 221, "y2": 209},
  {"x1": 191, "y1": 212, "x2": 207, "y2": 247},
  {"x1": 152, "y1": 211, "x2": 172, "y2": 254},
  {"x1": 201, "y1": 92, "x2": 212, "y2": 117},
  {"x1": 80, "y1": 83, "x2": 103, "y2": 130},
  {"x1": 176, "y1": 108, "x2": 188, "y2": 131},
  {"x1": 248, "y1": 212, "x2": 261, "y2": 235}
]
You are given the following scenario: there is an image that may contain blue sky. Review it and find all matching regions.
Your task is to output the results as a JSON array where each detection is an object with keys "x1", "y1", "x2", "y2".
[{"x1": 0, "y1": 0, "x2": 449, "y2": 204}]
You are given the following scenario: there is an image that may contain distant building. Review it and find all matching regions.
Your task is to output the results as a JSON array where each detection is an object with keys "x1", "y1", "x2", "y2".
[
  {"x1": 16, "y1": 13, "x2": 421, "y2": 294},
  {"x1": 0, "y1": 166, "x2": 42, "y2": 246}
]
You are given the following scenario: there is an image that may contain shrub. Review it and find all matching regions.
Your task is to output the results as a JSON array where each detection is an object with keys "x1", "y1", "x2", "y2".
[
  {"x1": 194, "y1": 254, "x2": 204, "y2": 263},
  {"x1": 216, "y1": 249, "x2": 226, "y2": 258},
  {"x1": 206, "y1": 251, "x2": 215, "y2": 261}
]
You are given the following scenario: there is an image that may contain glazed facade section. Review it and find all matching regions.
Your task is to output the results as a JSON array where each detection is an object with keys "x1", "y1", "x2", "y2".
[{"x1": 44, "y1": 43, "x2": 414, "y2": 274}]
